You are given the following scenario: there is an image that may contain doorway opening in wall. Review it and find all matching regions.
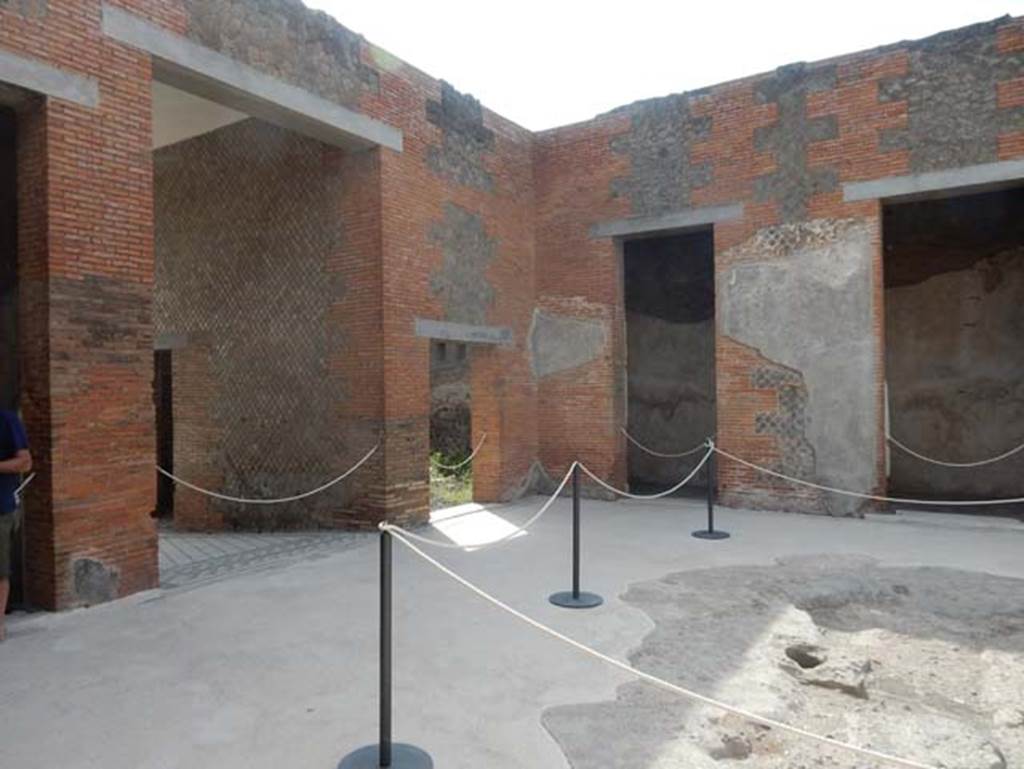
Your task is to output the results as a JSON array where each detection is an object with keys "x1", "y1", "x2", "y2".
[
  {"x1": 883, "y1": 185, "x2": 1024, "y2": 517},
  {"x1": 153, "y1": 349, "x2": 174, "y2": 520},
  {"x1": 429, "y1": 340, "x2": 473, "y2": 510},
  {"x1": 0, "y1": 104, "x2": 26, "y2": 610},
  {"x1": 623, "y1": 228, "x2": 716, "y2": 496}
]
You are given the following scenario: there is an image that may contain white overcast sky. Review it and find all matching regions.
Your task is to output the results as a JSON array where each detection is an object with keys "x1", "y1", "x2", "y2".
[{"x1": 306, "y1": 0, "x2": 1024, "y2": 131}]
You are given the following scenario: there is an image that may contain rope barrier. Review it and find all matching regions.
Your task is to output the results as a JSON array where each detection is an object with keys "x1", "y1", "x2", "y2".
[
  {"x1": 156, "y1": 445, "x2": 378, "y2": 505},
  {"x1": 385, "y1": 526, "x2": 939, "y2": 769},
  {"x1": 431, "y1": 433, "x2": 488, "y2": 471},
  {"x1": 886, "y1": 433, "x2": 1024, "y2": 469},
  {"x1": 579, "y1": 445, "x2": 713, "y2": 500},
  {"x1": 713, "y1": 445, "x2": 1024, "y2": 506},
  {"x1": 386, "y1": 462, "x2": 578, "y2": 551},
  {"x1": 14, "y1": 472, "x2": 35, "y2": 502},
  {"x1": 620, "y1": 427, "x2": 709, "y2": 459}
]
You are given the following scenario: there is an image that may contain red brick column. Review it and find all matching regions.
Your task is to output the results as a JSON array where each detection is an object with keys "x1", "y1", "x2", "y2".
[{"x1": 16, "y1": 57, "x2": 158, "y2": 609}]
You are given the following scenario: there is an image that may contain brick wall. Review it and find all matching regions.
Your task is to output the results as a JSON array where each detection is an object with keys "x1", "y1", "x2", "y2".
[
  {"x1": 1, "y1": 0, "x2": 1023, "y2": 608},
  {"x1": 3, "y1": 0, "x2": 158, "y2": 608},
  {"x1": 154, "y1": 118, "x2": 383, "y2": 530}
]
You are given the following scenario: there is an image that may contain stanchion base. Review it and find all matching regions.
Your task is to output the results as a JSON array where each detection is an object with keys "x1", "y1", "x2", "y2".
[
  {"x1": 339, "y1": 743, "x2": 433, "y2": 769},
  {"x1": 549, "y1": 591, "x2": 604, "y2": 609},
  {"x1": 692, "y1": 529, "x2": 730, "y2": 540}
]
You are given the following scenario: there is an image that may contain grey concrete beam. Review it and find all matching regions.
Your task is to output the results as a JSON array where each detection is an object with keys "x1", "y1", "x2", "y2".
[
  {"x1": 0, "y1": 45, "x2": 99, "y2": 108},
  {"x1": 843, "y1": 159, "x2": 1024, "y2": 203},
  {"x1": 101, "y1": 5, "x2": 402, "y2": 152},
  {"x1": 414, "y1": 318, "x2": 513, "y2": 346},
  {"x1": 590, "y1": 204, "x2": 743, "y2": 239}
]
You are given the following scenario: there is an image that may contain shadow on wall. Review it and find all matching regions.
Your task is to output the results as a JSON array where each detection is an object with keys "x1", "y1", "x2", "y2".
[
  {"x1": 885, "y1": 187, "x2": 1024, "y2": 501},
  {"x1": 624, "y1": 230, "x2": 715, "y2": 489}
]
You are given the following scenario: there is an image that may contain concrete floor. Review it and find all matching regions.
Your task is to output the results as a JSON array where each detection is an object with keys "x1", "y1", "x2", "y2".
[{"x1": 1, "y1": 497, "x2": 1023, "y2": 769}]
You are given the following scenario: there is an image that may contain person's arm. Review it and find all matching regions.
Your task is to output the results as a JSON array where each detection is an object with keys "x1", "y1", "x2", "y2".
[
  {"x1": 0, "y1": 450, "x2": 31, "y2": 474},
  {"x1": 0, "y1": 414, "x2": 31, "y2": 474}
]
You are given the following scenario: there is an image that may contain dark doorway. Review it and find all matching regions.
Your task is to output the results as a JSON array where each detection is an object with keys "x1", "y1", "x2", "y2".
[
  {"x1": 884, "y1": 187, "x2": 1024, "y2": 512},
  {"x1": 1, "y1": 106, "x2": 24, "y2": 610},
  {"x1": 153, "y1": 349, "x2": 174, "y2": 518},
  {"x1": 624, "y1": 229, "x2": 716, "y2": 494}
]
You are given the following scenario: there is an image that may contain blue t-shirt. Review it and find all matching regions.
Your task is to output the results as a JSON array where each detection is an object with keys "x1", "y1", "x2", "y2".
[{"x1": 0, "y1": 410, "x2": 29, "y2": 515}]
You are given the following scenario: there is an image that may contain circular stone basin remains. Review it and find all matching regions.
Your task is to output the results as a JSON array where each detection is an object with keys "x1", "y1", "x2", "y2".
[{"x1": 543, "y1": 555, "x2": 1024, "y2": 769}]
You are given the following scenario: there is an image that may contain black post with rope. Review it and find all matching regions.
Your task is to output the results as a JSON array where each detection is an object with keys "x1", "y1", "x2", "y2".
[
  {"x1": 338, "y1": 529, "x2": 433, "y2": 769},
  {"x1": 549, "y1": 464, "x2": 603, "y2": 609},
  {"x1": 692, "y1": 446, "x2": 730, "y2": 540}
]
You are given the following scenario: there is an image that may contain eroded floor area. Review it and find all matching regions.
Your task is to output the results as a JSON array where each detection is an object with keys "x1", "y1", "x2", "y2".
[{"x1": 544, "y1": 556, "x2": 1024, "y2": 769}]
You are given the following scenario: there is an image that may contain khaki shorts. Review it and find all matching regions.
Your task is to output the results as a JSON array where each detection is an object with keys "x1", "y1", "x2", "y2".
[{"x1": 0, "y1": 511, "x2": 17, "y2": 580}]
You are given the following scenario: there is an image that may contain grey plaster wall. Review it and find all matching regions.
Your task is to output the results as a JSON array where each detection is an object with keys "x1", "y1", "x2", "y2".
[
  {"x1": 185, "y1": 0, "x2": 378, "y2": 108},
  {"x1": 0, "y1": 1, "x2": 46, "y2": 18},
  {"x1": 529, "y1": 310, "x2": 607, "y2": 379},
  {"x1": 885, "y1": 190, "x2": 1024, "y2": 500},
  {"x1": 721, "y1": 218, "x2": 879, "y2": 515},
  {"x1": 154, "y1": 118, "x2": 350, "y2": 529},
  {"x1": 426, "y1": 81, "x2": 494, "y2": 191},
  {"x1": 429, "y1": 203, "x2": 496, "y2": 326},
  {"x1": 878, "y1": 17, "x2": 1024, "y2": 174},
  {"x1": 624, "y1": 232, "x2": 715, "y2": 487}
]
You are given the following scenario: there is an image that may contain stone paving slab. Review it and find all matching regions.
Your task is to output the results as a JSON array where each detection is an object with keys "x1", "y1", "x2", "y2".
[{"x1": 159, "y1": 528, "x2": 369, "y2": 590}]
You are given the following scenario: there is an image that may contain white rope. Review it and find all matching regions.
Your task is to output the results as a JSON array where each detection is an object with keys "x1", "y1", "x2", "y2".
[
  {"x1": 387, "y1": 462, "x2": 578, "y2": 551},
  {"x1": 14, "y1": 472, "x2": 35, "y2": 502},
  {"x1": 621, "y1": 427, "x2": 709, "y2": 458},
  {"x1": 432, "y1": 433, "x2": 488, "y2": 471},
  {"x1": 714, "y1": 445, "x2": 1024, "y2": 506},
  {"x1": 156, "y1": 445, "x2": 378, "y2": 505},
  {"x1": 385, "y1": 526, "x2": 939, "y2": 769},
  {"x1": 886, "y1": 433, "x2": 1024, "y2": 468},
  {"x1": 579, "y1": 446, "x2": 713, "y2": 500}
]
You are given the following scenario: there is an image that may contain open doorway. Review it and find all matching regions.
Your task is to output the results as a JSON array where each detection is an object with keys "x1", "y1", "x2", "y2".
[
  {"x1": 429, "y1": 340, "x2": 473, "y2": 510},
  {"x1": 153, "y1": 349, "x2": 174, "y2": 519},
  {"x1": 884, "y1": 186, "x2": 1024, "y2": 513},
  {"x1": 0, "y1": 105, "x2": 24, "y2": 610},
  {"x1": 624, "y1": 229, "x2": 716, "y2": 494}
]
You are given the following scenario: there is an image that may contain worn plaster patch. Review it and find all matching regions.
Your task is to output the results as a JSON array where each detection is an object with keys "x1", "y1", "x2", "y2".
[
  {"x1": 878, "y1": 18, "x2": 1024, "y2": 173},
  {"x1": 426, "y1": 81, "x2": 495, "y2": 191},
  {"x1": 428, "y1": 203, "x2": 496, "y2": 325},
  {"x1": 610, "y1": 93, "x2": 712, "y2": 217},
  {"x1": 721, "y1": 218, "x2": 877, "y2": 514},
  {"x1": 529, "y1": 310, "x2": 608, "y2": 379},
  {"x1": 72, "y1": 558, "x2": 119, "y2": 605}
]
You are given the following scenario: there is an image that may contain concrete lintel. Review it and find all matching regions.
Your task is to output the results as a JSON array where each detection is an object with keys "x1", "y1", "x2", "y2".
[
  {"x1": 590, "y1": 204, "x2": 743, "y2": 239},
  {"x1": 414, "y1": 318, "x2": 513, "y2": 346},
  {"x1": 843, "y1": 159, "x2": 1024, "y2": 203},
  {"x1": 101, "y1": 5, "x2": 402, "y2": 152},
  {"x1": 0, "y1": 45, "x2": 99, "y2": 108},
  {"x1": 154, "y1": 332, "x2": 188, "y2": 350}
]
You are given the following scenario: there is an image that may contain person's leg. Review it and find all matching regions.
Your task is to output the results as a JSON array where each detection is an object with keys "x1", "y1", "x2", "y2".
[
  {"x1": 0, "y1": 578, "x2": 8, "y2": 641},
  {"x1": 0, "y1": 514, "x2": 12, "y2": 641}
]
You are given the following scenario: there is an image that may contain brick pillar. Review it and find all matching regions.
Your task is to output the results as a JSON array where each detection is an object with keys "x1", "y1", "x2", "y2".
[{"x1": 16, "y1": 66, "x2": 157, "y2": 608}]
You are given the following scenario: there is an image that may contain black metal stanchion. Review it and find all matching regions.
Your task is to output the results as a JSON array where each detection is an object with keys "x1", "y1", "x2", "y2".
[
  {"x1": 692, "y1": 449, "x2": 730, "y2": 540},
  {"x1": 339, "y1": 530, "x2": 433, "y2": 769},
  {"x1": 549, "y1": 465, "x2": 603, "y2": 609}
]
